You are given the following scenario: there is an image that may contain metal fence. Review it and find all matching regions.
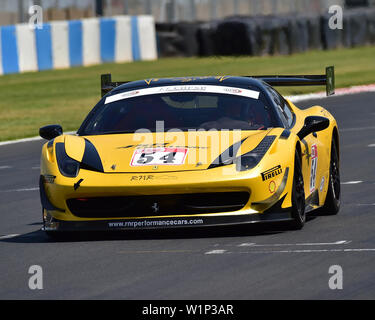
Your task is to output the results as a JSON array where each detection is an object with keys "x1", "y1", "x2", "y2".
[{"x1": 2, "y1": 0, "x2": 374, "y2": 25}]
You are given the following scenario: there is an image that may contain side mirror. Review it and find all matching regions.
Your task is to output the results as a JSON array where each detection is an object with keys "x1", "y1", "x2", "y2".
[
  {"x1": 297, "y1": 116, "x2": 329, "y2": 140},
  {"x1": 39, "y1": 125, "x2": 63, "y2": 140}
]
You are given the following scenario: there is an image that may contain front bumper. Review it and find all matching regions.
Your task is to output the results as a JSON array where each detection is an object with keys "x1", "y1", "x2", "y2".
[
  {"x1": 43, "y1": 209, "x2": 292, "y2": 232},
  {"x1": 41, "y1": 158, "x2": 293, "y2": 232}
]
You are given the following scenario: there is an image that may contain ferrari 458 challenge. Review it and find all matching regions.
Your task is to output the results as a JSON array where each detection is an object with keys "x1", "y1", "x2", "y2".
[{"x1": 39, "y1": 67, "x2": 340, "y2": 237}]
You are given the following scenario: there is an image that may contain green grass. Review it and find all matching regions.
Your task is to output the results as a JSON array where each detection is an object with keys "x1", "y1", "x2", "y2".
[{"x1": 1, "y1": 46, "x2": 375, "y2": 141}]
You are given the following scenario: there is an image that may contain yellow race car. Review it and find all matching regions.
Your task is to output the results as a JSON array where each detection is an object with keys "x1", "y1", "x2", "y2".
[{"x1": 39, "y1": 67, "x2": 340, "y2": 237}]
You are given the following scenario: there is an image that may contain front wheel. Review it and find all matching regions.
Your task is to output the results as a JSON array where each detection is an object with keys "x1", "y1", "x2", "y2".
[{"x1": 289, "y1": 151, "x2": 306, "y2": 230}]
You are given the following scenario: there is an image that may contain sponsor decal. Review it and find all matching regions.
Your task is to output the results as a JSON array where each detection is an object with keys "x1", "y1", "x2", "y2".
[
  {"x1": 151, "y1": 202, "x2": 159, "y2": 214},
  {"x1": 223, "y1": 88, "x2": 242, "y2": 94},
  {"x1": 130, "y1": 147, "x2": 188, "y2": 166},
  {"x1": 216, "y1": 76, "x2": 232, "y2": 82},
  {"x1": 108, "y1": 218, "x2": 205, "y2": 228},
  {"x1": 301, "y1": 140, "x2": 311, "y2": 165},
  {"x1": 159, "y1": 85, "x2": 207, "y2": 93},
  {"x1": 106, "y1": 90, "x2": 140, "y2": 102},
  {"x1": 155, "y1": 175, "x2": 178, "y2": 180},
  {"x1": 261, "y1": 165, "x2": 282, "y2": 181},
  {"x1": 171, "y1": 145, "x2": 208, "y2": 149},
  {"x1": 320, "y1": 176, "x2": 325, "y2": 192},
  {"x1": 73, "y1": 179, "x2": 83, "y2": 191},
  {"x1": 118, "y1": 143, "x2": 169, "y2": 149},
  {"x1": 130, "y1": 175, "x2": 154, "y2": 181},
  {"x1": 130, "y1": 175, "x2": 178, "y2": 181},
  {"x1": 118, "y1": 143, "x2": 208, "y2": 150},
  {"x1": 144, "y1": 76, "x2": 231, "y2": 85},
  {"x1": 269, "y1": 180, "x2": 276, "y2": 193},
  {"x1": 145, "y1": 78, "x2": 159, "y2": 85},
  {"x1": 310, "y1": 144, "x2": 318, "y2": 192},
  {"x1": 105, "y1": 85, "x2": 260, "y2": 104}
]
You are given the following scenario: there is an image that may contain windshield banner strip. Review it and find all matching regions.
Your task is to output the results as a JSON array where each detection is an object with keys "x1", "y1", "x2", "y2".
[{"x1": 105, "y1": 85, "x2": 260, "y2": 104}]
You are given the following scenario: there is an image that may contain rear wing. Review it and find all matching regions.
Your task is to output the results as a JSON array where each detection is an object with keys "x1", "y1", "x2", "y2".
[
  {"x1": 251, "y1": 66, "x2": 335, "y2": 96},
  {"x1": 101, "y1": 66, "x2": 335, "y2": 97}
]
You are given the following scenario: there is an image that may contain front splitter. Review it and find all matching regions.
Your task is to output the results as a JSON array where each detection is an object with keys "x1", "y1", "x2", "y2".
[{"x1": 43, "y1": 211, "x2": 292, "y2": 232}]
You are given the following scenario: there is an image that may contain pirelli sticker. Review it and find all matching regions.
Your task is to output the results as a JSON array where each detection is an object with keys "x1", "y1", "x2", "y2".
[{"x1": 261, "y1": 165, "x2": 282, "y2": 181}]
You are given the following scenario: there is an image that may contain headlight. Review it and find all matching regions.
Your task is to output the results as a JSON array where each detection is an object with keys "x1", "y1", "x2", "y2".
[
  {"x1": 235, "y1": 152, "x2": 263, "y2": 171},
  {"x1": 55, "y1": 143, "x2": 80, "y2": 177},
  {"x1": 55, "y1": 139, "x2": 103, "y2": 178}
]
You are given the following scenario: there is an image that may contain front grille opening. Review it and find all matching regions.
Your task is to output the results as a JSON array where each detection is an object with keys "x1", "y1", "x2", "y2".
[{"x1": 67, "y1": 192, "x2": 250, "y2": 218}]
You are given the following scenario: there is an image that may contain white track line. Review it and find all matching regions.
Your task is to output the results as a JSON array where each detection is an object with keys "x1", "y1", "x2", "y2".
[
  {"x1": 205, "y1": 249, "x2": 227, "y2": 255},
  {"x1": 0, "y1": 166, "x2": 12, "y2": 169},
  {"x1": 0, "y1": 131, "x2": 76, "y2": 147},
  {"x1": 341, "y1": 126, "x2": 375, "y2": 132},
  {"x1": 0, "y1": 187, "x2": 39, "y2": 193},
  {"x1": 235, "y1": 248, "x2": 375, "y2": 254},
  {"x1": 0, "y1": 136, "x2": 43, "y2": 147},
  {"x1": 287, "y1": 83, "x2": 375, "y2": 103},
  {"x1": 205, "y1": 247, "x2": 375, "y2": 254},
  {"x1": 0, "y1": 234, "x2": 20, "y2": 240},
  {"x1": 341, "y1": 181, "x2": 363, "y2": 185},
  {"x1": 238, "y1": 240, "x2": 350, "y2": 247}
]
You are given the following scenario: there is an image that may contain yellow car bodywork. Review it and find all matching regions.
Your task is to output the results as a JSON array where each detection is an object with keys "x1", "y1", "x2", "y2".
[{"x1": 40, "y1": 97, "x2": 339, "y2": 232}]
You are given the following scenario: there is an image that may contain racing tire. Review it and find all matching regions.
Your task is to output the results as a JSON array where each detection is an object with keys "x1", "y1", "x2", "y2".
[
  {"x1": 289, "y1": 151, "x2": 306, "y2": 230},
  {"x1": 322, "y1": 138, "x2": 341, "y2": 215}
]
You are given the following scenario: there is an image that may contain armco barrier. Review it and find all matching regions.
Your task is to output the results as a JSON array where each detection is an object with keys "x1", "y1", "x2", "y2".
[
  {"x1": 368, "y1": 8, "x2": 375, "y2": 43},
  {"x1": 197, "y1": 22, "x2": 217, "y2": 56},
  {"x1": 213, "y1": 18, "x2": 258, "y2": 56},
  {"x1": 321, "y1": 12, "x2": 344, "y2": 49},
  {"x1": 0, "y1": 15, "x2": 157, "y2": 75},
  {"x1": 156, "y1": 22, "x2": 200, "y2": 57},
  {"x1": 305, "y1": 15, "x2": 322, "y2": 50},
  {"x1": 287, "y1": 16, "x2": 309, "y2": 54},
  {"x1": 345, "y1": 8, "x2": 368, "y2": 47},
  {"x1": 156, "y1": 8, "x2": 375, "y2": 58}
]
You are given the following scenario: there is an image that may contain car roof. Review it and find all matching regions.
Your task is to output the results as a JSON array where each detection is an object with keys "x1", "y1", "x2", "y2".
[{"x1": 110, "y1": 76, "x2": 265, "y2": 94}]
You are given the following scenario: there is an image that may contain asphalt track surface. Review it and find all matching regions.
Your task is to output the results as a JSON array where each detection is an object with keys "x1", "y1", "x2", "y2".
[{"x1": 0, "y1": 92, "x2": 375, "y2": 300}]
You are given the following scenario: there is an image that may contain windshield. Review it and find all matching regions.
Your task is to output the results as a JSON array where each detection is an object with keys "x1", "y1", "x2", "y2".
[{"x1": 79, "y1": 90, "x2": 277, "y2": 135}]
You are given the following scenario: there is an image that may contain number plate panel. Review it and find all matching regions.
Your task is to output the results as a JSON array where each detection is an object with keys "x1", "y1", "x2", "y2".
[{"x1": 130, "y1": 148, "x2": 188, "y2": 166}]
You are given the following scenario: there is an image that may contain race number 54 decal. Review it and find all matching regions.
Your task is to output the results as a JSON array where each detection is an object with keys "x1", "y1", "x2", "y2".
[
  {"x1": 310, "y1": 144, "x2": 318, "y2": 192},
  {"x1": 130, "y1": 148, "x2": 188, "y2": 166}
]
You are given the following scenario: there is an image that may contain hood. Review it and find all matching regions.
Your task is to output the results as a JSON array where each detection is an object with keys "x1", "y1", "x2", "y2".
[{"x1": 65, "y1": 130, "x2": 273, "y2": 173}]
